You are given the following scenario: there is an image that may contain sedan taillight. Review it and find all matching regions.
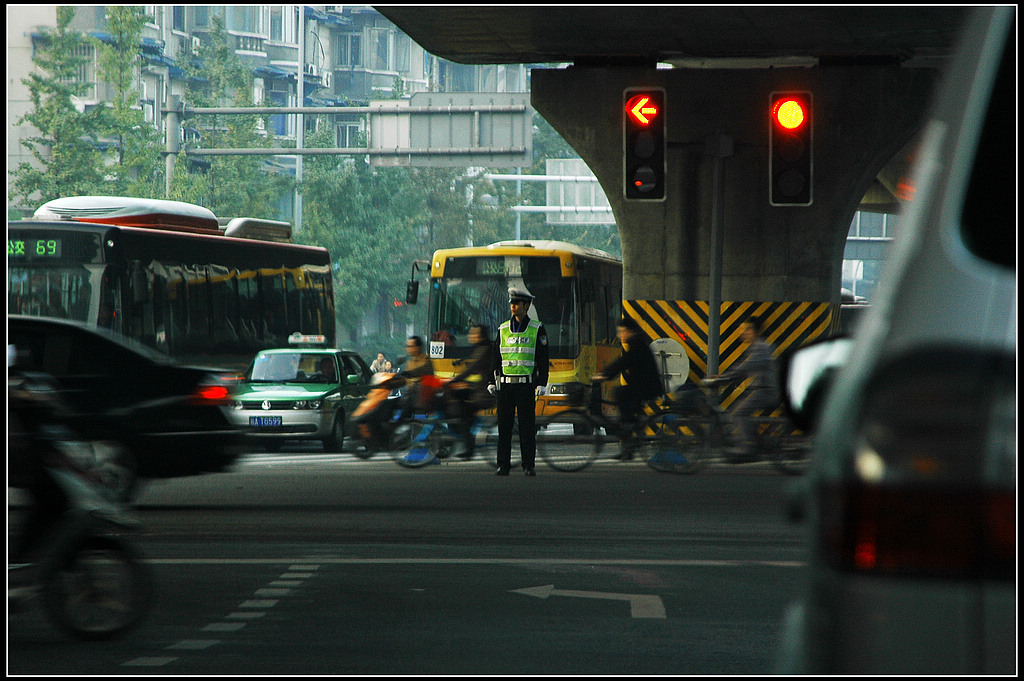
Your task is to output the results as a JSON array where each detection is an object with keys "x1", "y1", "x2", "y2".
[{"x1": 192, "y1": 374, "x2": 233, "y2": 405}]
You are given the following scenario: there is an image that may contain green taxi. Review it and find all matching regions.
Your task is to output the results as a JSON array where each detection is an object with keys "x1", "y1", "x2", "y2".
[{"x1": 228, "y1": 335, "x2": 372, "y2": 451}]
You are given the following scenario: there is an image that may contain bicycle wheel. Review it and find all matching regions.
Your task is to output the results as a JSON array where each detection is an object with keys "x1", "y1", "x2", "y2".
[
  {"x1": 643, "y1": 412, "x2": 709, "y2": 474},
  {"x1": 43, "y1": 536, "x2": 153, "y2": 640},
  {"x1": 763, "y1": 422, "x2": 811, "y2": 475},
  {"x1": 536, "y1": 410, "x2": 602, "y2": 472},
  {"x1": 392, "y1": 418, "x2": 442, "y2": 468}
]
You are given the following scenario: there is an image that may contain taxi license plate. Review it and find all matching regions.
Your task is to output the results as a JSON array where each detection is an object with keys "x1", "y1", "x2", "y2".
[{"x1": 250, "y1": 416, "x2": 282, "y2": 427}]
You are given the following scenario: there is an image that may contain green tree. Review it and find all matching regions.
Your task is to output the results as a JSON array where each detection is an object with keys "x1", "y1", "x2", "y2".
[
  {"x1": 93, "y1": 5, "x2": 163, "y2": 197},
  {"x1": 10, "y1": 6, "x2": 108, "y2": 209},
  {"x1": 522, "y1": 113, "x2": 621, "y2": 256},
  {"x1": 172, "y1": 15, "x2": 290, "y2": 218},
  {"x1": 300, "y1": 124, "x2": 422, "y2": 347}
]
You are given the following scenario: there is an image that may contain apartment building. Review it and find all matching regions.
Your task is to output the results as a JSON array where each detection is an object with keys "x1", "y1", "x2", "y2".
[{"x1": 7, "y1": 5, "x2": 530, "y2": 202}]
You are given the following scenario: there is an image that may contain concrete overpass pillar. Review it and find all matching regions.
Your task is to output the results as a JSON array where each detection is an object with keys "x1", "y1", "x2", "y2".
[{"x1": 532, "y1": 65, "x2": 937, "y2": 376}]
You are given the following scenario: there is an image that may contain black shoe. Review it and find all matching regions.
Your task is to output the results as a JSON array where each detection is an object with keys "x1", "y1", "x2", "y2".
[
  {"x1": 523, "y1": 467, "x2": 536, "y2": 476},
  {"x1": 495, "y1": 467, "x2": 510, "y2": 476}
]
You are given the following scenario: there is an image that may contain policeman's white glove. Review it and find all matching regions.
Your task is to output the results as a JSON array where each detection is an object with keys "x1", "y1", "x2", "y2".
[
  {"x1": 535, "y1": 386, "x2": 547, "y2": 397},
  {"x1": 487, "y1": 384, "x2": 497, "y2": 395}
]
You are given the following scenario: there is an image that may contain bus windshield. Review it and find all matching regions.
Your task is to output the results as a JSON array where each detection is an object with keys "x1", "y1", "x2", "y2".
[{"x1": 428, "y1": 257, "x2": 579, "y2": 359}]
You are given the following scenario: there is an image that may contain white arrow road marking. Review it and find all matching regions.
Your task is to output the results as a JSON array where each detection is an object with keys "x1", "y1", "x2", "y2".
[{"x1": 512, "y1": 584, "x2": 666, "y2": 619}]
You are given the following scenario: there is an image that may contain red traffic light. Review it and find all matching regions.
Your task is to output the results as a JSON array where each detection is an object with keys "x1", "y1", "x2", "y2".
[
  {"x1": 772, "y1": 97, "x2": 808, "y2": 130},
  {"x1": 626, "y1": 94, "x2": 661, "y2": 126}
]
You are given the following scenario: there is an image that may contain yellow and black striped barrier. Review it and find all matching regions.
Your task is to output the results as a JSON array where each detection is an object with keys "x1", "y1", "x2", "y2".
[{"x1": 624, "y1": 299, "x2": 837, "y2": 413}]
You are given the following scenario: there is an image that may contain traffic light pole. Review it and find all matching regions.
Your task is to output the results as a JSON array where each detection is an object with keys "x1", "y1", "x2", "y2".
[{"x1": 704, "y1": 134, "x2": 733, "y2": 377}]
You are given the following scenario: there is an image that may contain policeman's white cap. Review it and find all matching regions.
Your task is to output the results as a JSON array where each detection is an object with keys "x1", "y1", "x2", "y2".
[{"x1": 508, "y1": 288, "x2": 535, "y2": 303}]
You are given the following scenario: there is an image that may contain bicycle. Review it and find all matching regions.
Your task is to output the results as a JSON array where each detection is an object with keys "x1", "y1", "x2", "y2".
[
  {"x1": 534, "y1": 382, "x2": 708, "y2": 474},
  {"x1": 688, "y1": 377, "x2": 811, "y2": 475}
]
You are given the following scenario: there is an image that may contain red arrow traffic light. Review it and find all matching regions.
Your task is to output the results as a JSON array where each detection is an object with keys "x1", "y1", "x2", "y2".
[
  {"x1": 623, "y1": 88, "x2": 666, "y2": 200},
  {"x1": 626, "y1": 94, "x2": 660, "y2": 126}
]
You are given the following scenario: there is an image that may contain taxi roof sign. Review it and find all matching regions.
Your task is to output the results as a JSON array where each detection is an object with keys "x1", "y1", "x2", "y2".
[{"x1": 288, "y1": 333, "x2": 327, "y2": 346}]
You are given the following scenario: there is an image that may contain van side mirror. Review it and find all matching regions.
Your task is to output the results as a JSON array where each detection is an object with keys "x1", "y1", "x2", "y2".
[
  {"x1": 406, "y1": 280, "x2": 419, "y2": 305},
  {"x1": 778, "y1": 337, "x2": 853, "y2": 432}
]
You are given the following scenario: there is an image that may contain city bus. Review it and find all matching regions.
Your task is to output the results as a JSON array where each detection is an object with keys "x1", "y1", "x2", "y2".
[
  {"x1": 8, "y1": 196, "x2": 335, "y2": 371},
  {"x1": 413, "y1": 240, "x2": 623, "y2": 416}
]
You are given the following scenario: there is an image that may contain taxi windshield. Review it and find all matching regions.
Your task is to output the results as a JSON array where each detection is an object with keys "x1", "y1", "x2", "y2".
[{"x1": 249, "y1": 352, "x2": 337, "y2": 383}]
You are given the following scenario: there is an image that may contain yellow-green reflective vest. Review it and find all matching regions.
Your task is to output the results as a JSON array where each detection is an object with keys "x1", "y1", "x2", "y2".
[{"x1": 499, "y1": 319, "x2": 541, "y2": 376}]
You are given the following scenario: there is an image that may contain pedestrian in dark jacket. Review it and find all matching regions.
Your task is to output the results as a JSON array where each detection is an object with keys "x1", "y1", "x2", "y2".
[{"x1": 592, "y1": 316, "x2": 663, "y2": 459}]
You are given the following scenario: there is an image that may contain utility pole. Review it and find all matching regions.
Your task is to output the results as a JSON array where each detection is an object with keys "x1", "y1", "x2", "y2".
[{"x1": 295, "y1": 9, "x2": 305, "y2": 234}]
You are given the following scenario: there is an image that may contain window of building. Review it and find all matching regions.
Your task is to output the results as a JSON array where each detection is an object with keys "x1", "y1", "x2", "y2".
[
  {"x1": 68, "y1": 43, "x2": 96, "y2": 99},
  {"x1": 192, "y1": 6, "x2": 222, "y2": 29},
  {"x1": 856, "y1": 212, "x2": 885, "y2": 238},
  {"x1": 394, "y1": 34, "x2": 410, "y2": 73},
  {"x1": 171, "y1": 5, "x2": 185, "y2": 32},
  {"x1": 336, "y1": 120, "x2": 362, "y2": 148},
  {"x1": 368, "y1": 28, "x2": 391, "y2": 71},
  {"x1": 337, "y1": 33, "x2": 362, "y2": 67},
  {"x1": 270, "y1": 6, "x2": 284, "y2": 41},
  {"x1": 227, "y1": 5, "x2": 262, "y2": 34}
]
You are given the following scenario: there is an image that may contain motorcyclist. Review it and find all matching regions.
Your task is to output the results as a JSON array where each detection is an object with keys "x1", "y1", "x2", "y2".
[
  {"x1": 446, "y1": 324, "x2": 497, "y2": 458},
  {"x1": 7, "y1": 345, "x2": 88, "y2": 566}
]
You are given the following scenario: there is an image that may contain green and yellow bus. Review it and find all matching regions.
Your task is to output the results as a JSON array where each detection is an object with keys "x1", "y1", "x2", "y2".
[{"x1": 417, "y1": 240, "x2": 623, "y2": 416}]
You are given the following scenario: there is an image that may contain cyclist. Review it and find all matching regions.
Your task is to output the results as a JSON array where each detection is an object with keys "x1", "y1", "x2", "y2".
[
  {"x1": 709, "y1": 316, "x2": 781, "y2": 460},
  {"x1": 592, "y1": 316, "x2": 662, "y2": 459}
]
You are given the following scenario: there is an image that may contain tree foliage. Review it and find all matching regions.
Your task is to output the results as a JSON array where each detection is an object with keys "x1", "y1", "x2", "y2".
[
  {"x1": 173, "y1": 15, "x2": 292, "y2": 219},
  {"x1": 10, "y1": 6, "x2": 108, "y2": 208},
  {"x1": 93, "y1": 5, "x2": 163, "y2": 197}
]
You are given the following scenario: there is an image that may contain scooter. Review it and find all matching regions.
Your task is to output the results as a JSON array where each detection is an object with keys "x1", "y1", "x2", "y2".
[
  {"x1": 8, "y1": 359, "x2": 153, "y2": 640},
  {"x1": 8, "y1": 465, "x2": 154, "y2": 640},
  {"x1": 351, "y1": 372, "x2": 419, "y2": 456}
]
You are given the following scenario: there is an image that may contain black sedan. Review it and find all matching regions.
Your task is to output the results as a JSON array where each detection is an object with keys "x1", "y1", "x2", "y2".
[{"x1": 7, "y1": 315, "x2": 242, "y2": 497}]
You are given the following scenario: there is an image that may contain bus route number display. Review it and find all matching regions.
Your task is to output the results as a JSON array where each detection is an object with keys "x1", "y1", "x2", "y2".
[
  {"x1": 474, "y1": 256, "x2": 522, "y2": 277},
  {"x1": 9, "y1": 238, "x2": 62, "y2": 258}
]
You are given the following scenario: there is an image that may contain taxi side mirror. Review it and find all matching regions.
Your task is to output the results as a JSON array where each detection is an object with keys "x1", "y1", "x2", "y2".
[{"x1": 346, "y1": 374, "x2": 360, "y2": 385}]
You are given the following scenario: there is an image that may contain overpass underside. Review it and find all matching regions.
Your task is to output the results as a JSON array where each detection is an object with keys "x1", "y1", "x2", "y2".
[{"x1": 533, "y1": 65, "x2": 937, "y2": 376}]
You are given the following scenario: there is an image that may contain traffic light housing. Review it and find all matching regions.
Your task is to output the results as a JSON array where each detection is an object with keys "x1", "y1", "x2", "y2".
[
  {"x1": 769, "y1": 91, "x2": 813, "y2": 206},
  {"x1": 623, "y1": 88, "x2": 666, "y2": 200}
]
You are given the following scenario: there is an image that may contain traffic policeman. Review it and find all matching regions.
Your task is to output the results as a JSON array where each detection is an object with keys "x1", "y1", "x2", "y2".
[{"x1": 494, "y1": 288, "x2": 548, "y2": 476}]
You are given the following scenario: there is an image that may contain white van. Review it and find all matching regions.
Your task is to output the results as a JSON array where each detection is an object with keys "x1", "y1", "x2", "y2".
[{"x1": 775, "y1": 6, "x2": 1015, "y2": 674}]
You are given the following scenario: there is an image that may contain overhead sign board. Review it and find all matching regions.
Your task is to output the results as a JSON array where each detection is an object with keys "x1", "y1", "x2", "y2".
[{"x1": 370, "y1": 92, "x2": 532, "y2": 168}]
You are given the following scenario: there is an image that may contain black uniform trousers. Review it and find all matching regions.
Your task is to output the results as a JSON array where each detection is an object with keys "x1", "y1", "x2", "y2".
[{"x1": 496, "y1": 382, "x2": 537, "y2": 470}]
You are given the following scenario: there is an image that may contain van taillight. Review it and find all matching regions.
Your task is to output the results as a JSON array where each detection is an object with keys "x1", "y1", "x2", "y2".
[
  {"x1": 818, "y1": 348, "x2": 1015, "y2": 581},
  {"x1": 820, "y1": 484, "x2": 1015, "y2": 580}
]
